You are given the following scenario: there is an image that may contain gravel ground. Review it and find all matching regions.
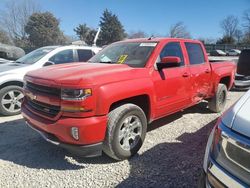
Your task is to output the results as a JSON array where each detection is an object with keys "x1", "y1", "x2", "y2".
[{"x1": 0, "y1": 91, "x2": 245, "y2": 188}]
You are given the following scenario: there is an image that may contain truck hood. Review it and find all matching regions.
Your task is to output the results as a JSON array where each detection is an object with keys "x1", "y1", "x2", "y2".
[
  {"x1": 26, "y1": 62, "x2": 148, "y2": 86},
  {"x1": 222, "y1": 90, "x2": 250, "y2": 138},
  {"x1": 0, "y1": 62, "x2": 28, "y2": 75}
]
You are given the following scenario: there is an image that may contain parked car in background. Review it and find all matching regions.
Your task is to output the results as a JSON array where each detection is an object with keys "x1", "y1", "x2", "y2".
[
  {"x1": 22, "y1": 38, "x2": 236, "y2": 160},
  {"x1": 200, "y1": 89, "x2": 250, "y2": 188},
  {"x1": 234, "y1": 49, "x2": 250, "y2": 90},
  {"x1": 227, "y1": 49, "x2": 241, "y2": 56},
  {"x1": 0, "y1": 45, "x2": 101, "y2": 116},
  {"x1": 210, "y1": 50, "x2": 226, "y2": 56},
  {"x1": 0, "y1": 43, "x2": 25, "y2": 60}
]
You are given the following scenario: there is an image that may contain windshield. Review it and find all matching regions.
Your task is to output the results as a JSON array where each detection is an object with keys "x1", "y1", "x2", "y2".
[
  {"x1": 89, "y1": 42, "x2": 157, "y2": 67},
  {"x1": 15, "y1": 47, "x2": 57, "y2": 65}
]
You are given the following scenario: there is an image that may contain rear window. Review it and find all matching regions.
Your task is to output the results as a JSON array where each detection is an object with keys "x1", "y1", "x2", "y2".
[
  {"x1": 77, "y1": 49, "x2": 94, "y2": 62},
  {"x1": 185, "y1": 43, "x2": 205, "y2": 65}
]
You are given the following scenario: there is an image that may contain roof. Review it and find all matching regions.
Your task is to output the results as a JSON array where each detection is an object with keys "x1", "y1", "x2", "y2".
[{"x1": 121, "y1": 37, "x2": 200, "y2": 43}]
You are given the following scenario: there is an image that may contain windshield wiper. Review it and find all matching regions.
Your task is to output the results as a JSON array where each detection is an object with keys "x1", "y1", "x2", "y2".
[{"x1": 99, "y1": 61, "x2": 114, "y2": 64}]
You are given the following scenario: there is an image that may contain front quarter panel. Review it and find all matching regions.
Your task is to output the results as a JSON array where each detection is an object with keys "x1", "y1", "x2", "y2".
[{"x1": 95, "y1": 78, "x2": 155, "y2": 118}]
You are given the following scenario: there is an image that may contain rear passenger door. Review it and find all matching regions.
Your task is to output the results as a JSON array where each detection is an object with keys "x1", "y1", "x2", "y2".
[
  {"x1": 77, "y1": 49, "x2": 95, "y2": 62},
  {"x1": 184, "y1": 42, "x2": 211, "y2": 102}
]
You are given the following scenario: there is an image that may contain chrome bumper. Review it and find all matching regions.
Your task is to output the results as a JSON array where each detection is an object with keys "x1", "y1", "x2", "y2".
[{"x1": 207, "y1": 158, "x2": 246, "y2": 188}]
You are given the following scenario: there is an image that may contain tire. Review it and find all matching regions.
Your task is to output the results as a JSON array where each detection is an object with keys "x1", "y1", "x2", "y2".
[
  {"x1": 0, "y1": 85, "x2": 24, "y2": 116},
  {"x1": 208, "y1": 83, "x2": 227, "y2": 113},
  {"x1": 197, "y1": 170, "x2": 206, "y2": 188},
  {"x1": 103, "y1": 103, "x2": 147, "y2": 160}
]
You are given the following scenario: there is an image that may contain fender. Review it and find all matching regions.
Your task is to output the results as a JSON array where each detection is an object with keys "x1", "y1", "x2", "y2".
[
  {"x1": 0, "y1": 73, "x2": 24, "y2": 86},
  {"x1": 95, "y1": 78, "x2": 156, "y2": 118}
]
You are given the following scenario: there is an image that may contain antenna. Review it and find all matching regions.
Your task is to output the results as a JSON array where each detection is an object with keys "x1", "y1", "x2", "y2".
[
  {"x1": 148, "y1": 35, "x2": 154, "y2": 40},
  {"x1": 93, "y1": 27, "x2": 101, "y2": 46}
]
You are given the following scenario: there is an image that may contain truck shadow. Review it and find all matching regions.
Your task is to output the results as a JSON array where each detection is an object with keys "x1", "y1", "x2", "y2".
[
  {"x1": 0, "y1": 101, "x2": 214, "y2": 173},
  {"x1": 0, "y1": 119, "x2": 85, "y2": 170},
  {"x1": 116, "y1": 118, "x2": 216, "y2": 188}
]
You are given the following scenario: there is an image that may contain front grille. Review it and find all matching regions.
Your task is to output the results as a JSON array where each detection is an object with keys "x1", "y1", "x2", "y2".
[
  {"x1": 26, "y1": 82, "x2": 60, "y2": 97},
  {"x1": 27, "y1": 99, "x2": 60, "y2": 118}
]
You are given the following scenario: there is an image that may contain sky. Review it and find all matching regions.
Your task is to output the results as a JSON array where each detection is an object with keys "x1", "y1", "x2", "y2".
[{"x1": 0, "y1": 0, "x2": 249, "y2": 40}]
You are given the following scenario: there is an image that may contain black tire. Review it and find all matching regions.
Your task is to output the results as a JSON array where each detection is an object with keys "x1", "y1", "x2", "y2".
[
  {"x1": 103, "y1": 103, "x2": 147, "y2": 160},
  {"x1": 208, "y1": 83, "x2": 227, "y2": 113},
  {"x1": 0, "y1": 85, "x2": 24, "y2": 116},
  {"x1": 197, "y1": 170, "x2": 206, "y2": 188}
]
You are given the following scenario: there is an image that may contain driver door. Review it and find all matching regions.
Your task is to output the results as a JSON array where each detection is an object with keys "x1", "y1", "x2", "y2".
[{"x1": 153, "y1": 42, "x2": 191, "y2": 118}]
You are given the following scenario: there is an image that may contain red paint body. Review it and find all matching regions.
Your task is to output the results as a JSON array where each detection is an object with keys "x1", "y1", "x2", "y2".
[{"x1": 21, "y1": 38, "x2": 236, "y2": 146}]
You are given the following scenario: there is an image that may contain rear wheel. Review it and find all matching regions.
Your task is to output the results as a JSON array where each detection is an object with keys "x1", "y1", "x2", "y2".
[
  {"x1": 208, "y1": 83, "x2": 227, "y2": 113},
  {"x1": 0, "y1": 85, "x2": 24, "y2": 116},
  {"x1": 103, "y1": 104, "x2": 147, "y2": 160}
]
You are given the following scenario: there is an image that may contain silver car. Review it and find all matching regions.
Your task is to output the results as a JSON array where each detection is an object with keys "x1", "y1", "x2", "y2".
[{"x1": 200, "y1": 90, "x2": 250, "y2": 187}]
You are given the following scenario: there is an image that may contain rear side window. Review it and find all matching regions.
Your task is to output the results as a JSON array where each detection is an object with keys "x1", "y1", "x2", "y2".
[
  {"x1": 49, "y1": 49, "x2": 74, "y2": 64},
  {"x1": 185, "y1": 43, "x2": 205, "y2": 65},
  {"x1": 77, "y1": 49, "x2": 94, "y2": 62},
  {"x1": 160, "y1": 42, "x2": 184, "y2": 66}
]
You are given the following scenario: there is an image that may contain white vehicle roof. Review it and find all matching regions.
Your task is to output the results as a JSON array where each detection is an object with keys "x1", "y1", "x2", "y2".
[{"x1": 47, "y1": 45, "x2": 102, "y2": 54}]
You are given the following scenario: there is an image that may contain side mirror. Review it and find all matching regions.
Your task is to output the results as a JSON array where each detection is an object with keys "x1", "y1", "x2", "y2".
[
  {"x1": 157, "y1": 56, "x2": 181, "y2": 70},
  {"x1": 44, "y1": 61, "x2": 55, "y2": 66}
]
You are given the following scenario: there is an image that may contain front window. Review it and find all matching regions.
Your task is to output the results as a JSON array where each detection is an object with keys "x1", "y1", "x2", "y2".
[
  {"x1": 89, "y1": 42, "x2": 157, "y2": 67},
  {"x1": 15, "y1": 47, "x2": 56, "y2": 65}
]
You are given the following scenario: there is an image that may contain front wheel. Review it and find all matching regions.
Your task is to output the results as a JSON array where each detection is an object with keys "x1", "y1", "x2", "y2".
[
  {"x1": 208, "y1": 83, "x2": 227, "y2": 113},
  {"x1": 0, "y1": 85, "x2": 24, "y2": 116},
  {"x1": 103, "y1": 103, "x2": 147, "y2": 160}
]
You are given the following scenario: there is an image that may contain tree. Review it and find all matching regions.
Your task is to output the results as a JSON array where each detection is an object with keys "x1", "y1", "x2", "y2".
[
  {"x1": 220, "y1": 15, "x2": 239, "y2": 43},
  {"x1": 74, "y1": 24, "x2": 97, "y2": 45},
  {"x1": 98, "y1": 9, "x2": 126, "y2": 46},
  {"x1": 216, "y1": 36, "x2": 235, "y2": 44},
  {"x1": 74, "y1": 24, "x2": 90, "y2": 41},
  {"x1": 25, "y1": 12, "x2": 66, "y2": 48},
  {"x1": 0, "y1": 29, "x2": 11, "y2": 44},
  {"x1": 242, "y1": 9, "x2": 250, "y2": 43},
  {"x1": 0, "y1": 0, "x2": 40, "y2": 47},
  {"x1": 169, "y1": 22, "x2": 191, "y2": 38},
  {"x1": 128, "y1": 31, "x2": 147, "y2": 39}
]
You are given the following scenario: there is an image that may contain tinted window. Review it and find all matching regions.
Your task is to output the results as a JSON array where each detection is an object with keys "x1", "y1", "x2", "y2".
[
  {"x1": 185, "y1": 43, "x2": 205, "y2": 65},
  {"x1": 77, "y1": 49, "x2": 93, "y2": 62},
  {"x1": 49, "y1": 50, "x2": 74, "y2": 64},
  {"x1": 160, "y1": 42, "x2": 184, "y2": 66}
]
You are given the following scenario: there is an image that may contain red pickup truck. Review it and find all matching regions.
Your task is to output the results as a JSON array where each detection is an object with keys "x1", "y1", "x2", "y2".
[{"x1": 21, "y1": 38, "x2": 236, "y2": 160}]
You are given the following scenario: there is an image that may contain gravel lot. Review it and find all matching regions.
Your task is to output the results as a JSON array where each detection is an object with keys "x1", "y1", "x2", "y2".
[{"x1": 0, "y1": 90, "x2": 245, "y2": 188}]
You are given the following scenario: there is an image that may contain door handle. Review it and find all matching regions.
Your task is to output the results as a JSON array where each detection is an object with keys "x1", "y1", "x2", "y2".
[
  {"x1": 182, "y1": 72, "x2": 189, "y2": 77},
  {"x1": 205, "y1": 69, "x2": 210, "y2": 73}
]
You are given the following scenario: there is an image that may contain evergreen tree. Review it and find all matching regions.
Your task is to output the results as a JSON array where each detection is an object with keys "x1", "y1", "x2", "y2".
[
  {"x1": 25, "y1": 12, "x2": 66, "y2": 48},
  {"x1": 98, "y1": 9, "x2": 126, "y2": 46},
  {"x1": 74, "y1": 24, "x2": 97, "y2": 45}
]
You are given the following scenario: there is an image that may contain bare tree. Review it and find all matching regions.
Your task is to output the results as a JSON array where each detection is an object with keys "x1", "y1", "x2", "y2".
[
  {"x1": 0, "y1": 0, "x2": 40, "y2": 44},
  {"x1": 242, "y1": 9, "x2": 250, "y2": 43},
  {"x1": 220, "y1": 15, "x2": 239, "y2": 38},
  {"x1": 169, "y1": 22, "x2": 191, "y2": 38},
  {"x1": 128, "y1": 31, "x2": 147, "y2": 39}
]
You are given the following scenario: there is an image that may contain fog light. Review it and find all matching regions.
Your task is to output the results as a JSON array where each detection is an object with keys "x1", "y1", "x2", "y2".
[{"x1": 71, "y1": 127, "x2": 79, "y2": 140}]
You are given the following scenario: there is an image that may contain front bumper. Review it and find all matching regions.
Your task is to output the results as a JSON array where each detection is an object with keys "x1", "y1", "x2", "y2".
[
  {"x1": 27, "y1": 121, "x2": 103, "y2": 157},
  {"x1": 234, "y1": 80, "x2": 250, "y2": 90},
  {"x1": 203, "y1": 158, "x2": 247, "y2": 188},
  {"x1": 22, "y1": 103, "x2": 107, "y2": 157}
]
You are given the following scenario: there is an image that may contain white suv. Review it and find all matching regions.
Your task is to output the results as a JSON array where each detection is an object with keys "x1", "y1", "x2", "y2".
[{"x1": 0, "y1": 45, "x2": 101, "y2": 116}]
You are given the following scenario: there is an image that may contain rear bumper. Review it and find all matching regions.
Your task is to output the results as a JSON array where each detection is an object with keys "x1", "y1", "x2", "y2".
[
  {"x1": 202, "y1": 158, "x2": 247, "y2": 188},
  {"x1": 27, "y1": 121, "x2": 103, "y2": 157},
  {"x1": 22, "y1": 103, "x2": 107, "y2": 156}
]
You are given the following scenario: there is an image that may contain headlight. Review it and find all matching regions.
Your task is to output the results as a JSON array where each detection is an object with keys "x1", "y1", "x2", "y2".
[{"x1": 61, "y1": 88, "x2": 92, "y2": 101}]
